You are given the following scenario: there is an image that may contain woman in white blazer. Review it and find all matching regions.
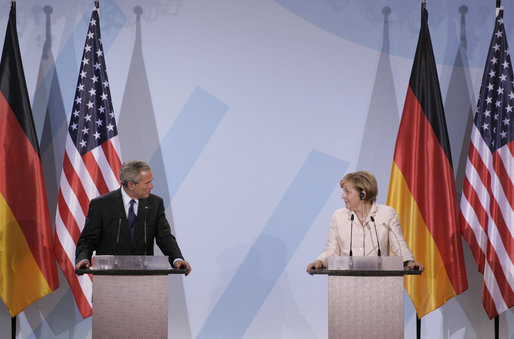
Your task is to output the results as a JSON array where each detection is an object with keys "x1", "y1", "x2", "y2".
[{"x1": 307, "y1": 171, "x2": 423, "y2": 274}]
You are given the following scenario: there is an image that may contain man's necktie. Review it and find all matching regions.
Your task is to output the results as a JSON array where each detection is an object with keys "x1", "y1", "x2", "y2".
[{"x1": 128, "y1": 199, "x2": 136, "y2": 242}]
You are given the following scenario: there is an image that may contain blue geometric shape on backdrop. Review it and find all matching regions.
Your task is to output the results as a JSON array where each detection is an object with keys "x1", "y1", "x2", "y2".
[
  {"x1": 159, "y1": 86, "x2": 228, "y2": 198},
  {"x1": 197, "y1": 150, "x2": 349, "y2": 338},
  {"x1": 25, "y1": 289, "x2": 92, "y2": 339},
  {"x1": 37, "y1": 0, "x2": 126, "y2": 121},
  {"x1": 274, "y1": 0, "x2": 498, "y2": 68}
]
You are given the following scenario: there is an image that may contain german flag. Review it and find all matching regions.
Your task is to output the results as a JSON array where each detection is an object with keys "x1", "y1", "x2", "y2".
[
  {"x1": 0, "y1": 2, "x2": 59, "y2": 316},
  {"x1": 387, "y1": 4, "x2": 468, "y2": 317}
]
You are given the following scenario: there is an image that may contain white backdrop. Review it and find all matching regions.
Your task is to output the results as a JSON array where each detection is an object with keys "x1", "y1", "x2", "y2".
[{"x1": 0, "y1": 0, "x2": 513, "y2": 338}]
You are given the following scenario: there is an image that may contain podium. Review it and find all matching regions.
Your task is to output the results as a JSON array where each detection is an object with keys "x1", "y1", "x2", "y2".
[
  {"x1": 76, "y1": 255, "x2": 186, "y2": 339},
  {"x1": 311, "y1": 256, "x2": 421, "y2": 339}
]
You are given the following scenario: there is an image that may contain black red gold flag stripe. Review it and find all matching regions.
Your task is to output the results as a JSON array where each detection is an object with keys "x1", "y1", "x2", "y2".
[
  {"x1": 387, "y1": 4, "x2": 468, "y2": 317},
  {"x1": 0, "y1": 1, "x2": 59, "y2": 317}
]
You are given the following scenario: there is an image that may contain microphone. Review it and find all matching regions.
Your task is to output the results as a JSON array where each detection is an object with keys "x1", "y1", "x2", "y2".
[
  {"x1": 117, "y1": 213, "x2": 122, "y2": 244},
  {"x1": 370, "y1": 216, "x2": 381, "y2": 256},
  {"x1": 349, "y1": 214, "x2": 354, "y2": 256},
  {"x1": 115, "y1": 212, "x2": 122, "y2": 256},
  {"x1": 143, "y1": 204, "x2": 151, "y2": 255}
]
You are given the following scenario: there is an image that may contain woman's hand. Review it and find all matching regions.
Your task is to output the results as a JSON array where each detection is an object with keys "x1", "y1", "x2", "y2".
[{"x1": 404, "y1": 260, "x2": 424, "y2": 271}]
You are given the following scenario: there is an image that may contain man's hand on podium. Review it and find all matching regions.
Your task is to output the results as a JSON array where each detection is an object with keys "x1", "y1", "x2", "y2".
[
  {"x1": 174, "y1": 260, "x2": 191, "y2": 276},
  {"x1": 306, "y1": 260, "x2": 324, "y2": 275},
  {"x1": 76, "y1": 259, "x2": 91, "y2": 270}
]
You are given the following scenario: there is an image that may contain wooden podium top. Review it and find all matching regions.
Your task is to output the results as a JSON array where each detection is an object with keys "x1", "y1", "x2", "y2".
[
  {"x1": 75, "y1": 255, "x2": 186, "y2": 275},
  {"x1": 75, "y1": 268, "x2": 186, "y2": 275},
  {"x1": 311, "y1": 256, "x2": 423, "y2": 276},
  {"x1": 309, "y1": 268, "x2": 421, "y2": 276}
]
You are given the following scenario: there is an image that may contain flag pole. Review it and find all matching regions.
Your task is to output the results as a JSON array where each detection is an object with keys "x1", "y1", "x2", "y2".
[
  {"x1": 9, "y1": 1, "x2": 17, "y2": 337},
  {"x1": 494, "y1": 315, "x2": 499, "y2": 339},
  {"x1": 416, "y1": 313, "x2": 421, "y2": 339},
  {"x1": 493, "y1": 5, "x2": 500, "y2": 339},
  {"x1": 416, "y1": 5, "x2": 424, "y2": 339},
  {"x1": 10, "y1": 13, "x2": 16, "y2": 330},
  {"x1": 416, "y1": 3, "x2": 425, "y2": 338},
  {"x1": 8, "y1": 0, "x2": 15, "y2": 315},
  {"x1": 8, "y1": 1, "x2": 16, "y2": 338},
  {"x1": 10, "y1": 4, "x2": 16, "y2": 338}
]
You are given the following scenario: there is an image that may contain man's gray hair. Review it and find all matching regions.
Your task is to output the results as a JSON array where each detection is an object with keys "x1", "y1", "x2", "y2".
[{"x1": 120, "y1": 160, "x2": 152, "y2": 187}]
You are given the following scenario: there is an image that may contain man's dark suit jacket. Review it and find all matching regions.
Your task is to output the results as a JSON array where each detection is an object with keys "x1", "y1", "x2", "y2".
[{"x1": 75, "y1": 188, "x2": 184, "y2": 265}]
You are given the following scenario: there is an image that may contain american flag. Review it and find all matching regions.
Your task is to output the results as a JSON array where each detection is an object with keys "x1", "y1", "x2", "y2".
[
  {"x1": 54, "y1": 5, "x2": 121, "y2": 318},
  {"x1": 460, "y1": 7, "x2": 514, "y2": 319}
]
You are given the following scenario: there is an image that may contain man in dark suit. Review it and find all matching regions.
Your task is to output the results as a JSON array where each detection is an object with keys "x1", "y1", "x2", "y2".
[{"x1": 75, "y1": 160, "x2": 191, "y2": 275}]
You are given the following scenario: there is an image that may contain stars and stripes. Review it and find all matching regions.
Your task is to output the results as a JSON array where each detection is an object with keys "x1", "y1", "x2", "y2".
[
  {"x1": 460, "y1": 7, "x2": 514, "y2": 319},
  {"x1": 68, "y1": 21, "x2": 117, "y2": 155},
  {"x1": 54, "y1": 5, "x2": 121, "y2": 318}
]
